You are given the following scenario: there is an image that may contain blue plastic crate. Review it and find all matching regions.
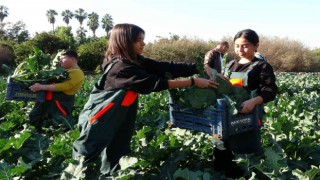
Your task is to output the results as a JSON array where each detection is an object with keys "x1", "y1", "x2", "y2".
[
  {"x1": 5, "y1": 77, "x2": 45, "y2": 103},
  {"x1": 169, "y1": 97, "x2": 262, "y2": 139}
]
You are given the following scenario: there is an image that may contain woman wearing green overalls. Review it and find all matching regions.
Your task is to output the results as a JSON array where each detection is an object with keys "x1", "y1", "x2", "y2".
[
  {"x1": 61, "y1": 23, "x2": 219, "y2": 179},
  {"x1": 205, "y1": 29, "x2": 277, "y2": 178}
]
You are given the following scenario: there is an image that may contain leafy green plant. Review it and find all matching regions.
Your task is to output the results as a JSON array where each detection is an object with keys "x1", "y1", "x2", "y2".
[
  {"x1": 0, "y1": 72, "x2": 319, "y2": 179},
  {"x1": 11, "y1": 48, "x2": 69, "y2": 83}
]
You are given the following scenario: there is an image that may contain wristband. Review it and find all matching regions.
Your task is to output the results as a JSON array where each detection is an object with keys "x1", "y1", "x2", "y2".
[{"x1": 190, "y1": 77, "x2": 195, "y2": 86}]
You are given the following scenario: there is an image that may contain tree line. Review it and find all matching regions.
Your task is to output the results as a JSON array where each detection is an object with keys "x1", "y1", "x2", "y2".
[
  {"x1": 0, "y1": 5, "x2": 114, "y2": 42},
  {"x1": 0, "y1": 5, "x2": 319, "y2": 72}
]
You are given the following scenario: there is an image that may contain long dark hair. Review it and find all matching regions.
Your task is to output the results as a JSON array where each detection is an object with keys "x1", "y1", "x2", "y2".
[{"x1": 103, "y1": 23, "x2": 145, "y2": 67}]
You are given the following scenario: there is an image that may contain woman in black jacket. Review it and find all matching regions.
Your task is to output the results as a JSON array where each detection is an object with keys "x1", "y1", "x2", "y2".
[
  {"x1": 213, "y1": 29, "x2": 277, "y2": 179},
  {"x1": 61, "y1": 23, "x2": 219, "y2": 179}
]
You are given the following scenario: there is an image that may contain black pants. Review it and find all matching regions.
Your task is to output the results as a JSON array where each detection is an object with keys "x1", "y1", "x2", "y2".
[{"x1": 213, "y1": 144, "x2": 245, "y2": 179}]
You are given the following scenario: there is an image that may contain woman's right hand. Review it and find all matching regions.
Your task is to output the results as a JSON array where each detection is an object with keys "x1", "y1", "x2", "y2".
[{"x1": 194, "y1": 78, "x2": 219, "y2": 88}]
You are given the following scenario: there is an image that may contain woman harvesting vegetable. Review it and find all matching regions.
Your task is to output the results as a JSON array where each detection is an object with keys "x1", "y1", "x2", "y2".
[
  {"x1": 61, "y1": 23, "x2": 218, "y2": 178},
  {"x1": 209, "y1": 29, "x2": 277, "y2": 178}
]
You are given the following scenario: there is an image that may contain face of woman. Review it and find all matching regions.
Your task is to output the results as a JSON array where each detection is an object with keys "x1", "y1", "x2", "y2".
[
  {"x1": 133, "y1": 33, "x2": 145, "y2": 55},
  {"x1": 234, "y1": 37, "x2": 258, "y2": 60}
]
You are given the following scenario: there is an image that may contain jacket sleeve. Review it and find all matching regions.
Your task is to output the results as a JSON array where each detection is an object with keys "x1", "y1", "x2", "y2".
[
  {"x1": 114, "y1": 64, "x2": 169, "y2": 94},
  {"x1": 107, "y1": 57, "x2": 199, "y2": 94},
  {"x1": 255, "y1": 62, "x2": 277, "y2": 103},
  {"x1": 204, "y1": 50, "x2": 218, "y2": 69},
  {"x1": 140, "y1": 57, "x2": 198, "y2": 79}
]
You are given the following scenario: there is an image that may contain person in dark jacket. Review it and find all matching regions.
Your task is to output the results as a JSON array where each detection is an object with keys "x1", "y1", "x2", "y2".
[
  {"x1": 203, "y1": 41, "x2": 229, "y2": 73},
  {"x1": 210, "y1": 29, "x2": 277, "y2": 179},
  {"x1": 61, "y1": 23, "x2": 219, "y2": 179}
]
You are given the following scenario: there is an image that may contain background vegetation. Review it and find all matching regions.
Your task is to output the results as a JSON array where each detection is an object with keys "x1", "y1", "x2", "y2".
[
  {"x1": 0, "y1": 5, "x2": 319, "y2": 74},
  {"x1": 0, "y1": 4, "x2": 319, "y2": 180}
]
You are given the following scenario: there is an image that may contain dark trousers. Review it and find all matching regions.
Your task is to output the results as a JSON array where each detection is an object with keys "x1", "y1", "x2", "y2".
[{"x1": 213, "y1": 142, "x2": 245, "y2": 179}]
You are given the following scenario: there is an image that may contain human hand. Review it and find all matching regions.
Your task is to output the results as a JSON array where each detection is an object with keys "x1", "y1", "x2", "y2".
[
  {"x1": 216, "y1": 73, "x2": 229, "y2": 81},
  {"x1": 29, "y1": 83, "x2": 42, "y2": 92},
  {"x1": 194, "y1": 77, "x2": 219, "y2": 88},
  {"x1": 241, "y1": 96, "x2": 264, "y2": 113},
  {"x1": 240, "y1": 99, "x2": 256, "y2": 113}
]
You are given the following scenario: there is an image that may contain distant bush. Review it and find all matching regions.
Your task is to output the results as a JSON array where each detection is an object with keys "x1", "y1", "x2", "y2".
[
  {"x1": 306, "y1": 48, "x2": 320, "y2": 72},
  {"x1": 1, "y1": 31, "x2": 319, "y2": 72},
  {"x1": 13, "y1": 41, "x2": 34, "y2": 65},
  {"x1": 77, "y1": 37, "x2": 107, "y2": 71},
  {"x1": 143, "y1": 36, "x2": 212, "y2": 63},
  {"x1": 54, "y1": 26, "x2": 76, "y2": 49},
  {"x1": 145, "y1": 35, "x2": 319, "y2": 72},
  {"x1": 0, "y1": 42, "x2": 15, "y2": 68},
  {"x1": 257, "y1": 36, "x2": 309, "y2": 71},
  {"x1": 30, "y1": 32, "x2": 70, "y2": 54}
]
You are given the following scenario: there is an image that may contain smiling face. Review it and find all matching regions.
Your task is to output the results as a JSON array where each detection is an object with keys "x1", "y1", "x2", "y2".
[
  {"x1": 234, "y1": 37, "x2": 258, "y2": 61},
  {"x1": 133, "y1": 33, "x2": 145, "y2": 55}
]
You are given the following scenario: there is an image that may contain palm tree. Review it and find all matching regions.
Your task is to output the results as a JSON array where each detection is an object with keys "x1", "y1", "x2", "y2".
[
  {"x1": 101, "y1": 13, "x2": 113, "y2": 36},
  {"x1": 87, "y1": 12, "x2": 99, "y2": 38},
  {"x1": 61, "y1": 9, "x2": 74, "y2": 26},
  {"x1": 76, "y1": 26, "x2": 87, "y2": 41},
  {"x1": 74, "y1": 8, "x2": 87, "y2": 27},
  {"x1": 0, "y1": 5, "x2": 9, "y2": 23},
  {"x1": 46, "y1": 9, "x2": 58, "y2": 32}
]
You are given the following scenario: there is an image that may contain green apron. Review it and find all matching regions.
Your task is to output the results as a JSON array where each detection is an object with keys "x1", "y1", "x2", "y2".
[
  {"x1": 29, "y1": 91, "x2": 75, "y2": 130},
  {"x1": 63, "y1": 61, "x2": 139, "y2": 178}
]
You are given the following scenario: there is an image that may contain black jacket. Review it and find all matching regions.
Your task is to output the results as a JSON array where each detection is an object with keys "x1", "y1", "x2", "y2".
[
  {"x1": 228, "y1": 58, "x2": 277, "y2": 103},
  {"x1": 104, "y1": 56, "x2": 198, "y2": 94}
]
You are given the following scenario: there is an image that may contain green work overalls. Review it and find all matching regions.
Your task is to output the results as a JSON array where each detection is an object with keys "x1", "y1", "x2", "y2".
[
  {"x1": 62, "y1": 61, "x2": 139, "y2": 179},
  {"x1": 29, "y1": 91, "x2": 75, "y2": 130}
]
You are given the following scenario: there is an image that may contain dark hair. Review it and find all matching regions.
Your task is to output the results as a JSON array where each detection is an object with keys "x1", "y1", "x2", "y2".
[
  {"x1": 62, "y1": 49, "x2": 78, "y2": 60},
  {"x1": 233, "y1": 29, "x2": 259, "y2": 46},
  {"x1": 105, "y1": 23, "x2": 145, "y2": 64},
  {"x1": 218, "y1": 41, "x2": 229, "y2": 48}
]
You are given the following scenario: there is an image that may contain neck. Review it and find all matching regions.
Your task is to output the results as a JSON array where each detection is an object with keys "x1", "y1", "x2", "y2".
[
  {"x1": 239, "y1": 58, "x2": 251, "y2": 64},
  {"x1": 70, "y1": 63, "x2": 79, "y2": 69}
]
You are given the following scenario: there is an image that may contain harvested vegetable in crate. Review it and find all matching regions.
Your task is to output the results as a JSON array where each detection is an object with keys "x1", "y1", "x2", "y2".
[{"x1": 11, "y1": 48, "x2": 69, "y2": 83}]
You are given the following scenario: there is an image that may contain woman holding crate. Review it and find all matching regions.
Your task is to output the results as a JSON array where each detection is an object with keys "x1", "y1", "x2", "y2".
[
  {"x1": 60, "y1": 23, "x2": 219, "y2": 179},
  {"x1": 205, "y1": 29, "x2": 277, "y2": 178}
]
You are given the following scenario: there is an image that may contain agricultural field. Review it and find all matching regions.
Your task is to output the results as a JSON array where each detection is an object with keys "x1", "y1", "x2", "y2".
[{"x1": 0, "y1": 72, "x2": 319, "y2": 179}]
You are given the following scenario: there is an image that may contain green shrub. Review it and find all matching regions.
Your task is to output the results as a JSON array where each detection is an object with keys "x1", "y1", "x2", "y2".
[
  {"x1": 13, "y1": 41, "x2": 34, "y2": 65},
  {"x1": 30, "y1": 32, "x2": 70, "y2": 54},
  {"x1": 77, "y1": 37, "x2": 107, "y2": 71},
  {"x1": 143, "y1": 37, "x2": 211, "y2": 63},
  {"x1": 306, "y1": 48, "x2": 320, "y2": 72},
  {"x1": 0, "y1": 42, "x2": 15, "y2": 69}
]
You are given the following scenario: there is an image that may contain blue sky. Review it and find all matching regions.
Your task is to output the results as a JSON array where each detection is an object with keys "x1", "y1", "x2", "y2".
[{"x1": 2, "y1": 0, "x2": 319, "y2": 49}]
